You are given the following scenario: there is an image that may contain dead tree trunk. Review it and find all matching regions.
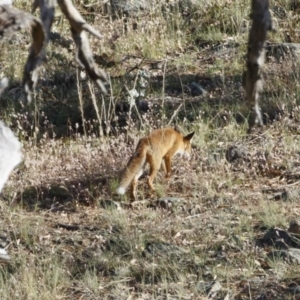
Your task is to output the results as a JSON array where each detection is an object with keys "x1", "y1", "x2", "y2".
[{"x1": 244, "y1": 0, "x2": 272, "y2": 133}]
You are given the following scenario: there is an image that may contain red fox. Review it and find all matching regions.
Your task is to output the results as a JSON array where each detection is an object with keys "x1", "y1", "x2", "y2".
[{"x1": 116, "y1": 127, "x2": 195, "y2": 200}]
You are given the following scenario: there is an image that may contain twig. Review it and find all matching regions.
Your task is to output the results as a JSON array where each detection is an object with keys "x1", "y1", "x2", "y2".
[
  {"x1": 168, "y1": 103, "x2": 183, "y2": 126},
  {"x1": 161, "y1": 60, "x2": 167, "y2": 112},
  {"x1": 88, "y1": 80, "x2": 103, "y2": 137},
  {"x1": 76, "y1": 68, "x2": 87, "y2": 137}
]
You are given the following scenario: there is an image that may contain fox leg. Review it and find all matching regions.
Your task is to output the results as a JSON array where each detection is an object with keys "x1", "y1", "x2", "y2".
[
  {"x1": 130, "y1": 168, "x2": 144, "y2": 200},
  {"x1": 163, "y1": 156, "x2": 172, "y2": 179},
  {"x1": 148, "y1": 158, "x2": 162, "y2": 191},
  {"x1": 161, "y1": 159, "x2": 167, "y2": 174},
  {"x1": 129, "y1": 178, "x2": 137, "y2": 200}
]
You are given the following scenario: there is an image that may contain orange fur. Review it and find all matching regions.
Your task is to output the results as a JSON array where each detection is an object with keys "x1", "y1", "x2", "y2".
[{"x1": 116, "y1": 127, "x2": 195, "y2": 200}]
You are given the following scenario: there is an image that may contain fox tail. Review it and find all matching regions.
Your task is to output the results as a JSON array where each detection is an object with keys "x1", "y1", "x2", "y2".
[{"x1": 116, "y1": 144, "x2": 147, "y2": 195}]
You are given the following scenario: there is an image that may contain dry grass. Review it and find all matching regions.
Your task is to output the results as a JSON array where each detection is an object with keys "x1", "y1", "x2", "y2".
[
  {"x1": 1, "y1": 0, "x2": 300, "y2": 299},
  {"x1": 1, "y1": 119, "x2": 300, "y2": 299}
]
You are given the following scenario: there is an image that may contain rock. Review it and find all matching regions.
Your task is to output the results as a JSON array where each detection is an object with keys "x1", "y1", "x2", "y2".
[
  {"x1": 208, "y1": 149, "x2": 222, "y2": 164},
  {"x1": 104, "y1": 0, "x2": 200, "y2": 19},
  {"x1": 225, "y1": 145, "x2": 249, "y2": 164},
  {"x1": 109, "y1": 0, "x2": 150, "y2": 17},
  {"x1": 257, "y1": 227, "x2": 300, "y2": 249},
  {"x1": 136, "y1": 69, "x2": 150, "y2": 97},
  {"x1": 259, "y1": 228, "x2": 289, "y2": 248},
  {"x1": 165, "y1": 0, "x2": 200, "y2": 18},
  {"x1": 214, "y1": 112, "x2": 233, "y2": 127},
  {"x1": 288, "y1": 220, "x2": 300, "y2": 236},
  {"x1": 288, "y1": 283, "x2": 300, "y2": 295},
  {"x1": 0, "y1": 248, "x2": 10, "y2": 261},
  {"x1": 127, "y1": 88, "x2": 139, "y2": 106},
  {"x1": 127, "y1": 69, "x2": 150, "y2": 106},
  {"x1": 188, "y1": 81, "x2": 207, "y2": 96},
  {"x1": 211, "y1": 41, "x2": 239, "y2": 58},
  {"x1": 281, "y1": 189, "x2": 300, "y2": 202},
  {"x1": 136, "y1": 99, "x2": 149, "y2": 112},
  {"x1": 154, "y1": 197, "x2": 182, "y2": 209},
  {"x1": 266, "y1": 42, "x2": 300, "y2": 62},
  {"x1": 268, "y1": 248, "x2": 300, "y2": 263},
  {"x1": 207, "y1": 281, "x2": 222, "y2": 299},
  {"x1": 0, "y1": 232, "x2": 10, "y2": 261},
  {"x1": 99, "y1": 199, "x2": 121, "y2": 210},
  {"x1": 197, "y1": 281, "x2": 224, "y2": 299},
  {"x1": 197, "y1": 281, "x2": 223, "y2": 298},
  {"x1": 267, "y1": 190, "x2": 288, "y2": 201},
  {"x1": 265, "y1": 189, "x2": 300, "y2": 202},
  {"x1": 144, "y1": 241, "x2": 186, "y2": 257}
]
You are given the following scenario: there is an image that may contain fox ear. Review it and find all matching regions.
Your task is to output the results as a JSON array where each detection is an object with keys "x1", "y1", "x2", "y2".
[{"x1": 184, "y1": 131, "x2": 195, "y2": 141}]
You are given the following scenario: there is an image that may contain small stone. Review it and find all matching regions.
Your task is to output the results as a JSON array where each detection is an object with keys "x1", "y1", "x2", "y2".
[
  {"x1": 268, "y1": 248, "x2": 300, "y2": 263},
  {"x1": 188, "y1": 81, "x2": 207, "y2": 96},
  {"x1": 144, "y1": 241, "x2": 186, "y2": 257},
  {"x1": 225, "y1": 145, "x2": 249, "y2": 163},
  {"x1": 288, "y1": 221, "x2": 300, "y2": 236},
  {"x1": 258, "y1": 227, "x2": 293, "y2": 249},
  {"x1": 0, "y1": 248, "x2": 10, "y2": 261},
  {"x1": 99, "y1": 199, "x2": 121, "y2": 210},
  {"x1": 289, "y1": 283, "x2": 300, "y2": 295},
  {"x1": 155, "y1": 197, "x2": 182, "y2": 209},
  {"x1": 208, "y1": 281, "x2": 222, "y2": 298}
]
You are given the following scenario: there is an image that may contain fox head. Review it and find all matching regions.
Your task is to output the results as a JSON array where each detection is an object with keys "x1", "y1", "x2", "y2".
[{"x1": 181, "y1": 131, "x2": 195, "y2": 159}]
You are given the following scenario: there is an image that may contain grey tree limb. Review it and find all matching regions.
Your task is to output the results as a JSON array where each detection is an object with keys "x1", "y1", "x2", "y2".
[
  {"x1": 244, "y1": 0, "x2": 272, "y2": 133},
  {"x1": 0, "y1": 3, "x2": 45, "y2": 103},
  {"x1": 32, "y1": 0, "x2": 108, "y2": 97},
  {"x1": 57, "y1": 0, "x2": 107, "y2": 93},
  {"x1": 0, "y1": 1, "x2": 108, "y2": 103}
]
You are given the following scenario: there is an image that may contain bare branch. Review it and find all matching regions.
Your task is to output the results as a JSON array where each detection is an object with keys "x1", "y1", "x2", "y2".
[
  {"x1": 30, "y1": 0, "x2": 108, "y2": 97},
  {"x1": 23, "y1": 0, "x2": 55, "y2": 103},
  {"x1": 57, "y1": 0, "x2": 108, "y2": 93},
  {"x1": 0, "y1": 4, "x2": 44, "y2": 48},
  {"x1": 0, "y1": 4, "x2": 45, "y2": 103},
  {"x1": 57, "y1": 0, "x2": 103, "y2": 39},
  {"x1": 244, "y1": 0, "x2": 273, "y2": 133},
  {"x1": 1, "y1": 1, "x2": 107, "y2": 103}
]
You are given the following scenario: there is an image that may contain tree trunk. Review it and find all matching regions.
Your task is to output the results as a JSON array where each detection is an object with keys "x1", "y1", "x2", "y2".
[{"x1": 244, "y1": 0, "x2": 272, "y2": 133}]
